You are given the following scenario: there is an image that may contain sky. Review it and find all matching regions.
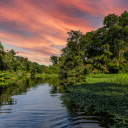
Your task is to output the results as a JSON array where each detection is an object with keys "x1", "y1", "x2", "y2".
[{"x1": 0, "y1": 0, "x2": 128, "y2": 65}]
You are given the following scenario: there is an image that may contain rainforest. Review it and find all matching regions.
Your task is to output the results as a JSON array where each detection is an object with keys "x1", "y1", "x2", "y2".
[{"x1": 0, "y1": 11, "x2": 128, "y2": 128}]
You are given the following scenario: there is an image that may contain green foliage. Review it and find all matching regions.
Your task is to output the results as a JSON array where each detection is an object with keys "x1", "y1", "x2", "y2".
[
  {"x1": 103, "y1": 13, "x2": 119, "y2": 28},
  {"x1": 0, "y1": 42, "x2": 51, "y2": 75},
  {"x1": 62, "y1": 74, "x2": 128, "y2": 127},
  {"x1": 84, "y1": 64, "x2": 94, "y2": 74},
  {"x1": 0, "y1": 71, "x2": 30, "y2": 88},
  {"x1": 50, "y1": 55, "x2": 59, "y2": 65},
  {"x1": 119, "y1": 11, "x2": 128, "y2": 27},
  {"x1": 35, "y1": 73, "x2": 60, "y2": 78},
  {"x1": 45, "y1": 64, "x2": 60, "y2": 74},
  {"x1": 0, "y1": 42, "x2": 4, "y2": 51},
  {"x1": 50, "y1": 11, "x2": 128, "y2": 75}
]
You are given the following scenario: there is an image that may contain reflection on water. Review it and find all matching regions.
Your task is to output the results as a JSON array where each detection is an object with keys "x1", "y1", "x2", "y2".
[
  {"x1": 60, "y1": 76, "x2": 86, "y2": 86},
  {"x1": 0, "y1": 77, "x2": 104, "y2": 128}
]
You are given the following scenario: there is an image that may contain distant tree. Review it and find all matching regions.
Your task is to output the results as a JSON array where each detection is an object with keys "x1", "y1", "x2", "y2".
[
  {"x1": 9, "y1": 49, "x2": 17, "y2": 56},
  {"x1": 0, "y1": 42, "x2": 4, "y2": 51},
  {"x1": 0, "y1": 42, "x2": 47, "y2": 73},
  {"x1": 50, "y1": 55, "x2": 58, "y2": 65}
]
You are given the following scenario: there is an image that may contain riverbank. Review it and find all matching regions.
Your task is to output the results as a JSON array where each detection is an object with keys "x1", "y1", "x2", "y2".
[
  {"x1": 62, "y1": 74, "x2": 128, "y2": 127},
  {"x1": 35, "y1": 73, "x2": 60, "y2": 78},
  {"x1": 0, "y1": 71, "x2": 31, "y2": 88},
  {"x1": 0, "y1": 71, "x2": 60, "y2": 88}
]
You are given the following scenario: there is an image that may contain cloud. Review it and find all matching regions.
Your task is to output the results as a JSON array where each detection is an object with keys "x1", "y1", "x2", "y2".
[{"x1": 0, "y1": 0, "x2": 128, "y2": 65}]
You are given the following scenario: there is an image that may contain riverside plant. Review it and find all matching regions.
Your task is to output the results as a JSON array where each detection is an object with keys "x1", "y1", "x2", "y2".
[
  {"x1": 62, "y1": 74, "x2": 128, "y2": 127},
  {"x1": 0, "y1": 71, "x2": 30, "y2": 88}
]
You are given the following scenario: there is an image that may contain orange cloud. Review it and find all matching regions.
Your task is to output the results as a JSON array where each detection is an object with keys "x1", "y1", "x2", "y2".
[{"x1": 0, "y1": 0, "x2": 128, "y2": 65}]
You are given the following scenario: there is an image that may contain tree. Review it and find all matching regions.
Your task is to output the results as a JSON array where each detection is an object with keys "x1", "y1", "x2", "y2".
[
  {"x1": 50, "y1": 55, "x2": 58, "y2": 65},
  {"x1": 9, "y1": 49, "x2": 17, "y2": 56},
  {"x1": 103, "y1": 13, "x2": 119, "y2": 28},
  {"x1": 50, "y1": 11, "x2": 128, "y2": 74},
  {"x1": 0, "y1": 42, "x2": 4, "y2": 51},
  {"x1": 119, "y1": 11, "x2": 128, "y2": 27},
  {"x1": 0, "y1": 42, "x2": 47, "y2": 73},
  {"x1": 59, "y1": 30, "x2": 84, "y2": 76}
]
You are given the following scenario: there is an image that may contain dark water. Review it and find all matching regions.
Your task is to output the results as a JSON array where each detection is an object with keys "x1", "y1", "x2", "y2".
[{"x1": 0, "y1": 77, "x2": 104, "y2": 128}]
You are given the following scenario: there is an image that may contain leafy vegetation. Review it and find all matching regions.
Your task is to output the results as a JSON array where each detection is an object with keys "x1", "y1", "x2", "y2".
[
  {"x1": 0, "y1": 42, "x2": 60, "y2": 87},
  {"x1": 49, "y1": 11, "x2": 128, "y2": 126},
  {"x1": 35, "y1": 73, "x2": 60, "y2": 78},
  {"x1": 0, "y1": 71, "x2": 31, "y2": 88},
  {"x1": 0, "y1": 42, "x2": 47, "y2": 74},
  {"x1": 62, "y1": 74, "x2": 128, "y2": 127},
  {"x1": 51, "y1": 11, "x2": 128, "y2": 76}
]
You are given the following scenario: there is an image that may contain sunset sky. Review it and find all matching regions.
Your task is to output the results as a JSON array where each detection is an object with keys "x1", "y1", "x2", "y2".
[{"x1": 0, "y1": 0, "x2": 128, "y2": 65}]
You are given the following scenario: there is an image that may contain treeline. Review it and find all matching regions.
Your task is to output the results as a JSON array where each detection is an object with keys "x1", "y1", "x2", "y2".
[
  {"x1": 50, "y1": 11, "x2": 128, "y2": 76},
  {"x1": 0, "y1": 43, "x2": 56, "y2": 74}
]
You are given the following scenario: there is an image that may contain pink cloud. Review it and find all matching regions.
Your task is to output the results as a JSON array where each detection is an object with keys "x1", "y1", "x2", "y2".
[{"x1": 0, "y1": 0, "x2": 128, "y2": 65}]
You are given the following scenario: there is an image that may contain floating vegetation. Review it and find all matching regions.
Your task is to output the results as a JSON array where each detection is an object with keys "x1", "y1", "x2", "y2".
[{"x1": 62, "y1": 74, "x2": 128, "y2": 127}]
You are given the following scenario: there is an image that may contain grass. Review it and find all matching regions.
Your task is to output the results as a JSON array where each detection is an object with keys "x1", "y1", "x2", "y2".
[{"x1": 62, "y1": 74, "x2": 128, "y2": 127}]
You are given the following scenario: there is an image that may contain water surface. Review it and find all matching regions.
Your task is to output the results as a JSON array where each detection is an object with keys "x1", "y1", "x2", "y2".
[{"x1": 0, "y1": 77, "x2": 104, "y2": 128}]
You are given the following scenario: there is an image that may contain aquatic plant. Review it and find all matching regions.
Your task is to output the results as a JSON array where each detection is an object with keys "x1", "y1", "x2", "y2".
[{"x1": 62, "y1": 74, "x2": 128, "y2": 127}]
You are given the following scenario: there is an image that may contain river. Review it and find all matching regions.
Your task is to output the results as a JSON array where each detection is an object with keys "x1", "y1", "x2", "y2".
[{"x1": 0, "y1": 77, "x2": 104, "y2": 128}]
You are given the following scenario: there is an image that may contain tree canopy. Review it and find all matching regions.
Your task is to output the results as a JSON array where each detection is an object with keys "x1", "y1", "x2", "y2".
[
  {"x1": 0, "y1": 45, "x2": 48, "y2": 74},
  {"x1": 50, "y1": 11, "x2": 128, "y2": 75}
]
